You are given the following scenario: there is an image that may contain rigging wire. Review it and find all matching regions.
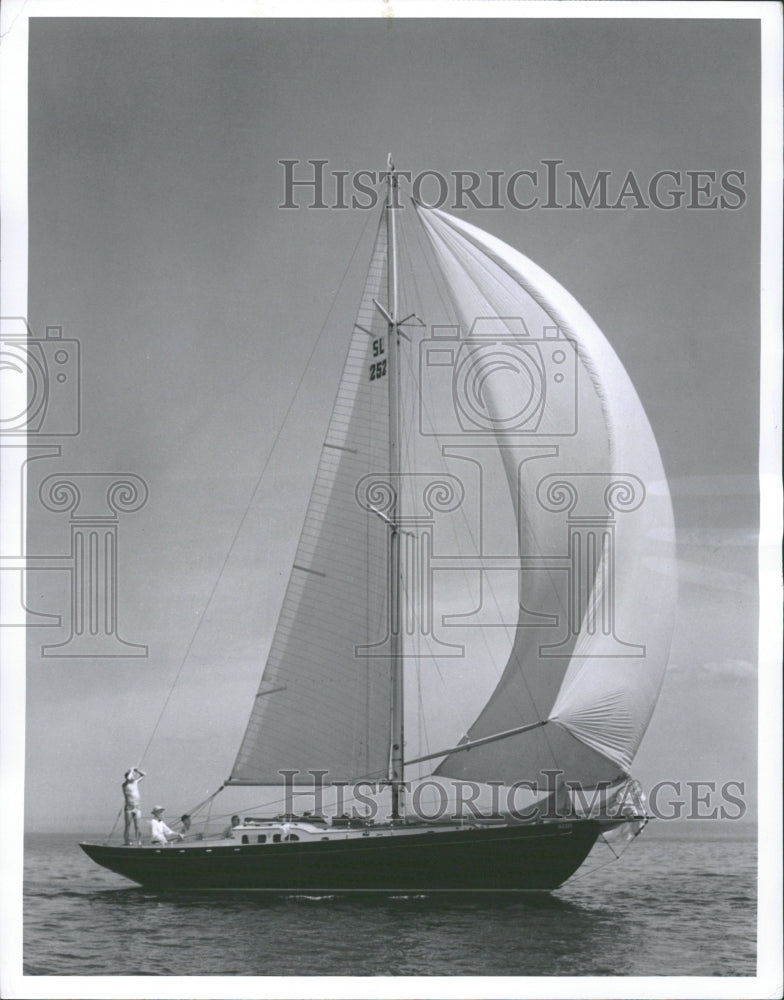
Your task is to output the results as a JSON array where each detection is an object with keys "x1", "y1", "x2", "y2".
[
  {"x1": 134, "y1": 203, "x2": 380, "y2": 773},
  {"x1": 103, "y1": 807, "x2": 124, "y2": 845},
  {"x1": 394, "y1": 214, "x2": 473, "y2": 751},
  {"x1": 564, "y1": 829, "x2": 640, "y2": 884},
  {"x1": 175, "y1": 192, "x2": 567, "y2": 830}
]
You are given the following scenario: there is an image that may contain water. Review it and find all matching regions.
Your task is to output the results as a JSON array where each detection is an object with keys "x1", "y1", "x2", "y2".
[{"x1": 24, "y1": 833, "x2": 755, "y2": 977}]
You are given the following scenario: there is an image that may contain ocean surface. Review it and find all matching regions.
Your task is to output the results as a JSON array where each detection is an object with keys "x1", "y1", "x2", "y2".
[{"x1": 23, "y1": 832, "x2": 756, "y2": 977}]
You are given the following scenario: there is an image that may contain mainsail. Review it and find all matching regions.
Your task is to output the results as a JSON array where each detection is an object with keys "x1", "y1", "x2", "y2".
[
  {"x1": 229, "y1": 216, "x2": 395, "y2": 785},
  {"x1": 230, "y1": 194, "x2": 676, "y2": 796}
]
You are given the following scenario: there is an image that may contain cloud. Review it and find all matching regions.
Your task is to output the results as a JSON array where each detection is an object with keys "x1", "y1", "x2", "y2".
[
  {"x1": 667, "y1": 658, "x2": 756, "y2": 680},
  {"x1": 674, "y1": 558, "x2": 755, "y2": 595},
  {"x1": 668, "y1": 475, "x2": 758, "y2": 499},
  {"x1": 699, "y1": 658, "x2": 756, "y2": 679}
]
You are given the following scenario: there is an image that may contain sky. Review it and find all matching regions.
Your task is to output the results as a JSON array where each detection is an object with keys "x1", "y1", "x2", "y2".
[{"x1": 4, "y1": 13, "x2": 767, "y2": 832}]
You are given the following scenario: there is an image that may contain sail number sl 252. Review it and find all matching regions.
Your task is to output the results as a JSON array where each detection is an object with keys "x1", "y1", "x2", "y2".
[{"x1": 369, "y1": 337, "x2": 387, "y2": 381}]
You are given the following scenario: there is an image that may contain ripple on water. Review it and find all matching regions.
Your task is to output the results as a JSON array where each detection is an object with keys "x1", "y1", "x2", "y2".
[{"x1": 23, "y1": 835, "x2": 757, "y2": 977}]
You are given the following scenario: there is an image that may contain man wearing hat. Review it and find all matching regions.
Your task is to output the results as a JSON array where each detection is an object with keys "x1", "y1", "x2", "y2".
[{"x1": 149, "y1": 806, "x2": 184, "y2": 845}]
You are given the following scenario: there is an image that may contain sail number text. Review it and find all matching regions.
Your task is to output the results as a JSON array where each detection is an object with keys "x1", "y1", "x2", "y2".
[{"x1": 369, "y1": 338, "x2": 387, "y2": 381}]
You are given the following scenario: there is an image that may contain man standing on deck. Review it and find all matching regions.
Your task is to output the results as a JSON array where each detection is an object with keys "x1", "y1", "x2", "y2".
[{"x1": 122, "y1": 767, "x2": 145, "y2": 845}]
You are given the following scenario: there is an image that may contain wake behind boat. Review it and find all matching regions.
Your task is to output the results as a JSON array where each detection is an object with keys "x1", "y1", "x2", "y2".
[{"x1": 81, "y1": 157, "x2": 675, "y2": 893}]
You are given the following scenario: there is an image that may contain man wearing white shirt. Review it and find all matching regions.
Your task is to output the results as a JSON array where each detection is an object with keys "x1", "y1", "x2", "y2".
[{"x1": 149, "y1": 806, "x2": 184, "y2": 844}]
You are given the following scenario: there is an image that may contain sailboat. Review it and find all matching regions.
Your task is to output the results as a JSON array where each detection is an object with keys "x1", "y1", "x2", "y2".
[{"x1": 81, "y1": 158, "x2": 676, "y2": 893}]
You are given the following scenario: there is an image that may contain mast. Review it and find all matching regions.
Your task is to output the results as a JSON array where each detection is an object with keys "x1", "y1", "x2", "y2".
[{"x1": 386, "y1": 155, "x2": 405, "y2": 820}]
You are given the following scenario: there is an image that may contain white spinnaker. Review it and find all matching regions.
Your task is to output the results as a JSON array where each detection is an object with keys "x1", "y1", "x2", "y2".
[{"x1": 416, "y1": 205, "x2": 676, "y2": 787}]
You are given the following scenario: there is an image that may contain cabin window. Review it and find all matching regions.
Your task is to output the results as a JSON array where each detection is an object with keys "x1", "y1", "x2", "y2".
[
  {"x1": 257, "y1": 835, "x2": 267, "y2": 844},
  {"x1": 273, "y1": 834, "x2": 281, "y2": 843},
  {"x1": 241, "y1": 835, "x2": 249, "y2": 844},
  {"x1": 321, "y1": 836, "x2": 329, "y2": 841},
  {"x1": 283, "y1": 834, "x2": 299, "y2": 842}
]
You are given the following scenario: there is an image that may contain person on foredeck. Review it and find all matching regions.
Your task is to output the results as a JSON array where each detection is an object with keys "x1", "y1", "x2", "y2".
[
  {"x1": 122, "y1": 767, "x2": 146, "y2": 846},
  {"x1": 150, "y1": 806, "x2": 184, "y2": 844}
]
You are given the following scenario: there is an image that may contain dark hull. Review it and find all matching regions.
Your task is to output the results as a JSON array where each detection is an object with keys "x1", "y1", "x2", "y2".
[{"x1": 80, "y1": 819, "x2": 609, "y2": 893}]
